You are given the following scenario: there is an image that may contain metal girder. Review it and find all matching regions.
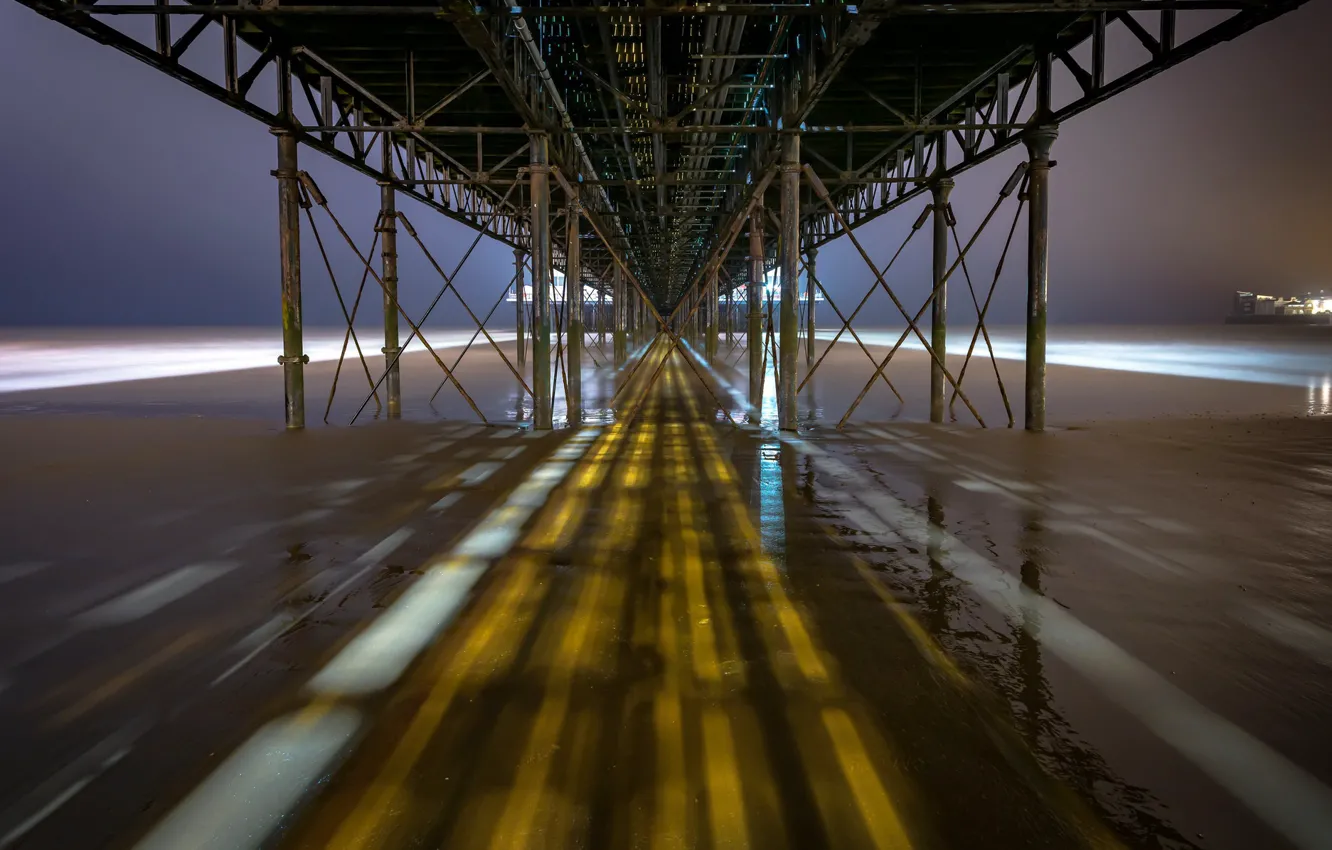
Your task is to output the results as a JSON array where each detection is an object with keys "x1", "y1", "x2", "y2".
[
  {"x1": 803, "y1": 0, "x2": 1308, "y2": 246},
  {"x1": 70, "y1": 2, "x2": 1263, "y2": 15},
  {"x1": 17, "y1": 0, "x2": 1304, "y2": 318},
  {"x1": 14, "y1": 0, "x2": 529, "y2": 245}
]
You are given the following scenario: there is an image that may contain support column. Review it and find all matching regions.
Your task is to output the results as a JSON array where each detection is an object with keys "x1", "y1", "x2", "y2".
[
  {"x1": 705, "y1": 269, "x2": 719, "y2": 363},
  {"x1": 747, "y1": 209, "x2": 764, "y2": 409},
  {"x1": 515, "y1": 248, "x2": 527, "y2": 368},
  {"x1": 689, "y1": 290, "x2": 698, "y2": 344},
  {"x1": 635, "y1": 294, "x2": 644, "y2": 345},
  {"x1": 726, "y1": 278, "x2": 733, "y2": 345},
  {"x1": 1024, "y1": 125, "x2": 1057, "y2": 432},
  {"x1": 566, "y1": 192, "x2": 583, "y2": 421},
  {"x1": 628, "y1": 286, "x2": 637, "y2": 346},
  {"x1": 930, "y1": 178, "x2": 954, "y2": 424},
  {"x1": 379, "y1": 147, "x2": 402, "y2": 419},
  {"x1": 778, "y1": 133, "x2": 800, "y2": 431},
  {"x1": 273, "y1": 129, "x2": 305, "y2": 429},
  {"x1": 529, "y1": 134, "x2": 553, "y2": 430},
  {"x1": 613, "y1": 262, "x2": 627, "y2": 367},
  {"x1": 805, "y1": 246, "x2": 817, "y2": 365}
]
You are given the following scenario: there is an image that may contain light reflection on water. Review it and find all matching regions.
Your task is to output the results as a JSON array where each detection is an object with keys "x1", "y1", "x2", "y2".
[
  {"x1": 758, "y1": 441, "x2": 785, "y2": 560},
  {"x1": 1308, "y1": 377, "x2": 1332, "y2": 416},
  {"x1": 0, "y1": 328, "x2": 517, "y2": 394},
  {"x1": 848, "y1": 325, "x2": 1332, "y2": 390}
]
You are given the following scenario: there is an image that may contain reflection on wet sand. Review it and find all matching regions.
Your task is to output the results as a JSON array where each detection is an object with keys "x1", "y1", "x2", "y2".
[{"x1": 4, "y1": 334, "x2": 1332, "y2": 850}]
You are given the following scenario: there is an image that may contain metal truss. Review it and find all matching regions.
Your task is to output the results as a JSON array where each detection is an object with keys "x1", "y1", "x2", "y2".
[
  {"x1": 802, "y1": 0, "x2": 1307, "y2": 246},
  {"x1": 14, "y1": 0, "x2": 531, "y2": 244}
]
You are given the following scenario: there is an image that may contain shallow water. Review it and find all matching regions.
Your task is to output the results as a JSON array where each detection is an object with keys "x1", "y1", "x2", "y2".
[
  {"x1": 0, "y1": 338, "x2": 1330, "y2": 850},
  {"x1": 6, "y1": 324, "x2": 1328, "y2": 428}
]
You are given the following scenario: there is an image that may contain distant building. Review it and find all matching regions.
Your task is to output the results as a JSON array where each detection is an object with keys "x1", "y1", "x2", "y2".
[{"x1": 1229, "y1": 290, "x2": 1332, "y2": 324}]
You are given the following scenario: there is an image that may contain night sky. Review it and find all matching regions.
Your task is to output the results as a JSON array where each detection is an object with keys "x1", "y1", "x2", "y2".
[{"x1": 1, "y1": 1, "x2": 1329, "y2": 328}]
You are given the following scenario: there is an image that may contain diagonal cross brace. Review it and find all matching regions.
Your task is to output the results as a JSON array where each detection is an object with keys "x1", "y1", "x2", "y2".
[
  {"x1": 948, "y1": 176, "x2": 1029, "y2": 424},
  {"x1": 395, "y1": 210, "x2": 534, "y2": 399},
  {"x1": 827, "y1": 162, "x2": 1027, "y2": 427},
  {"x1": 429, "y1": 270, "x2": 519, "y2": 404},
  {"x1": 795, "y1": 206, "x2": 927, "y2": 395},
  {"x1": 296, "y1": 182, "x2": 382, "y2": 422},
  {"x1": 801, "y1": 261, "x2": 905, "y2": 404},
  {"x1": 946, "y1": 212, "x2": 1012, "y2": 426},
  {"x1": 310, "y1": 189, "x2": 488, "y2": 424},
  {"x1": 300, "y1": 173, "x2": 520, "y2": 424},
  {"x1": 801, "y1": 164, "x2": 986, "y2": 428}
]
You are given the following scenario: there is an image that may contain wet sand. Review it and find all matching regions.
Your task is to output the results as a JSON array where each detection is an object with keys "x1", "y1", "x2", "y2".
[{"x1": 0, "y1": 332, "x2": 1329, "y2": 850}]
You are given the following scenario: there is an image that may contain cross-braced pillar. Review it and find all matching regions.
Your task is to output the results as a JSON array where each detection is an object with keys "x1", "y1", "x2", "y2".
[
  {"x1": 273, "y1": 129, "x2": 305, "y2": 429},
  {"x1": 566, "y1": 192, "x2": 583, "y2": 421},
  {"x1": 778, "y1": 133, "x2": 800, "y2": 431},
  {"x1": 529, "y1": 134, "x2": 553, "y2": 430},
  {"x1": 613, "y1": 262, "x2": 627, "y2": 367},
  {"x1": 726, "y1": 277, "x2": 734, "y2": 345},
  {"x1": 805, "y1": 246, "x2": 817, "y2": 366},
  {"x1": 1024, "y1": 125, "x2": 1057, "y2": 431},
  {"x1": 598, "y1": 285, "x2": 606, "y2": 346},
  {"x1": 705, "y1": 268, "x2": 719, "y2": 363},
  {"x1": 379, "y1": 147, "x2": 402, "y2": 419},
  {"x1": 629, "y1": 286, "x2": 639, "y2": 346},
  {"x1": 930, "y1": 177, "x2": 954, "y2": 424},
  {"x1": 515, "y1": 248, "x2": 527, "y2": 368},
  {"x1": 747, "y1": 209, "x2": 764, "y2": 409}
]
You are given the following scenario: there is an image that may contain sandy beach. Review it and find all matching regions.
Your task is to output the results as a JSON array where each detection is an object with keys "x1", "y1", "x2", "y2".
[{"x1": 0, "y1": 326, "x2": 1329, "y2": 850}]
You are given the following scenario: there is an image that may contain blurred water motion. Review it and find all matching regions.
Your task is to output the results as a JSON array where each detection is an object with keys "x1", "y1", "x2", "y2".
[
  {"x1": 847, "y1": 324, "x2": 1332, "y2": 387},
  {"x1": 0, "y1": 328, "x2": 516, "y2": 394}
]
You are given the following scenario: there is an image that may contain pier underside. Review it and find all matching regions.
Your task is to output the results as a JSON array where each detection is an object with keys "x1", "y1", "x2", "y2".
[{"x1": 2, "y1": 0, "x2": 1326, "y2": 847}]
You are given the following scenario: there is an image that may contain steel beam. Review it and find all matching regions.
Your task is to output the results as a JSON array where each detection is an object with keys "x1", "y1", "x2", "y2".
[
  {"x1": 515, "y1": 248, "x2": 527, "y2": 368},
  {"x1": 273, "y1": 129, "x2": 305, "y2": 429},
  {"x1": 705, "y1": 268, "x2": 719, "y2": 363},
  {"x1": 804, "y1": 246, "x2": 817, "y2": 365},
  {"x1": 779, "y1": 134, "x2": 800, "y2": 431},
  {"x1": 930, "y1": 178, "x2": 954, "y2": 423},
  {"x1": 70, "y1": 3, "x2": 1266, "y2": 15},
  {"x1": 725, "y1": 278, "x2": 734, "y2": 345},
  {"x1": 379, "y1": 146, "x2": 402, "y2": 419},
  {"x1": 1024, "y1": 125, "x2": 1057, "y2": 432},
  {"x1": 530, "y1": 135, "x2": 553, "y2": 430},
  {"x1": 613, "y1": 262, "x2": 627, "y2": 367},
  {"x1": 566, "y1": 191, "x2": 583, "y2": 421},
  {"x1": 748, "y1": 209, "x2": 765, "y2": 410}
]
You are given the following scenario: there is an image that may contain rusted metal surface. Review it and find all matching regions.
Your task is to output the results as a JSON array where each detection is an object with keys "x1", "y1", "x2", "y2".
[
  {"x1": 514, "y1": 248, "x2": 527, "y2": 369},
  {"x1": 530, "y1": 135, "x2": 553, "y2": 430},
  {"x1": 804, "y1": 246, "x2": 817, "y2": 366},
  {"x1": 612, "y1": 263, "x2": 626, "y2": 368},
  {"x1": 1024, "y1": 123, "x2": 1058, "y2": 432},
  {"x1": 778, "y1": 134, "x2": 799, "y2": 430},
  {"x1": 705, "y1": 268, "x2": 719, "y2": 363},
  {"x1": 747, "y1": 208, "x2": 765, "y2": 411},
  {"x1": 378, "y1": 147, "x2": 402, "y2": 419},
  {"x1": 930, "y1": 177, "x2": 955, "y2": 424},
  {"x1": 566, "y1": 190, "x2": 583, "y2": 421},
  {"x1": 273, "y1": 128, "x2": 305, "y2": 430}
]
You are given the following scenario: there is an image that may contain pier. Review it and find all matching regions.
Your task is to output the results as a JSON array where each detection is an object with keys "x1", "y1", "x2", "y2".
[{"x1": 1, "y1": 1, "x2": 1329, "y2": 848}]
